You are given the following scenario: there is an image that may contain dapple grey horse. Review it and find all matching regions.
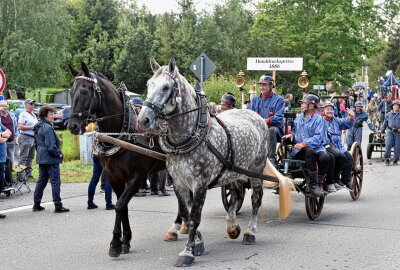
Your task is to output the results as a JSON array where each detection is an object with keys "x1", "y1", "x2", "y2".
[{"x1": 138, "y1": 58, "x2": 291, "y2": 267}]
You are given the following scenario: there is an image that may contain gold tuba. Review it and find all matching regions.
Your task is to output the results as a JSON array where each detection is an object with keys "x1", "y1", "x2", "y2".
[
  {"x1": 235, "y1": 70, "x2": 246, "y2": 88},
  {"x1": 297, "y1": 70, "x2": 309, "y2": 89}
]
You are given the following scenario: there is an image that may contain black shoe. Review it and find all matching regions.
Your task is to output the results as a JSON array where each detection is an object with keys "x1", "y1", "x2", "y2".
[
  {"x1": 54, "y1": 207, "x2": 69, "y2": 213},
  {"x1": 344, "y1": 182, "x2": 354, "y2": 191},
  {"x1": 385, "y1": 159, "x2": 390, "y2": 165},
  {"x1": 87, "y1": 203, "x2": 98, "y2": 210},
  {"x1": 393, "y1": 161, "x2": 398, "y2": 165},
  {"x1": 159, "y1": 191, "x2": 171, "y2": 196},
  {"x1": 106, "y1": 204, "x2": 115, "y2": 210},
  {"x1": 133, "y1": 192, "x2": 147, "y2": 197},
  {"x1": 0, "y1": 213, "x2": 6, "y2": 219},
  {"x1": 32, "y1": 205, "x2": 45, "y2": 212}
]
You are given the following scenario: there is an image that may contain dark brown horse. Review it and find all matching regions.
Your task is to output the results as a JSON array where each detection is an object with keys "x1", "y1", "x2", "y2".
[{"x1": 67, "y1": 62, "x2": 188, "y2": 257}]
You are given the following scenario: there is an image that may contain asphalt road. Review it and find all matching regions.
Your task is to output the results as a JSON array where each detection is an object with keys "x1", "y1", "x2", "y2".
[{"x1": 1, "y1": 127, "x2": 399, "y2": 270}]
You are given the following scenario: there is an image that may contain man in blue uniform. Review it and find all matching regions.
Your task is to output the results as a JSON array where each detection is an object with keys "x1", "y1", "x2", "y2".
[
  {"x1": 321, "y1": 101, "x2": 355, "y2": 192},
  {"x1": 380, "y1": 100, "x2": 400, "y2": 165},
  {"x1": 248, "y1": 75, "x2": 285, "y2": 164},
  {"x1": 346, "y1": 101, "x2": 376, "y2": 150},
  {"x1": 378, "y1": 94, "x2": 392, "y2": 128},
  {"x1": 282, "y1": 94, "x2": 329, "y2": 197}
]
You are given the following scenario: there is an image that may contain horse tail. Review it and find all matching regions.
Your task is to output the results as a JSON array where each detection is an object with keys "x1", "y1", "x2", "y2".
[{"x1": 264, "y1": 158, "x2": 294, "y2": 219}]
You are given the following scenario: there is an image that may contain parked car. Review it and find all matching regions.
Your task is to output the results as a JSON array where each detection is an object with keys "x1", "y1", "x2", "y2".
[
  {"x1": 7, "y1": 99, "x2": 25, "y2": 119},
  {"x1": 53, "y1": 106, "x2": 71, "y2": 130}
]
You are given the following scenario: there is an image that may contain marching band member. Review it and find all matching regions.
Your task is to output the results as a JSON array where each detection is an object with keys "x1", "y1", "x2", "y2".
[
  {"x1": 346, "y1": 101, "x2": 376, "y2": 150},
  {"x1": 247, "y1": 75, "x2": 285, "y2": 165},
  {"x1": 380, "y1": 100, "x2": 400, "y2": 165},
  {"x1": 321, "y1": 101, "x2": 355, "y2": 192},
  {"x1": 282, "y1": 94, "x2": 329, "y2": 197}
]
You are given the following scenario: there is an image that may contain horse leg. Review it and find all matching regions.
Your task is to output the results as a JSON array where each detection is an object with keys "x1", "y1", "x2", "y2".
[
  {"x1": 109, "y1": 202, "x2": 123, "y2": 257},
  {"x1": 121, "y1": 206, "x2": 131, "y2": 254},
  {"x1": 226, "y1": 184, "x2": 241, "y2": 239},
  {"x1": 174, "y1": 188, "x2": 207, "y2": 267},
  {"x1": 164, "y1": 187, "x2": 190, "y2": 241},
  {"x1": 109, "y1": 175, "x2": 142, "y2": 257},
  {"x1": 243, "y1": 179, "x2": 263, "y2": 245}
]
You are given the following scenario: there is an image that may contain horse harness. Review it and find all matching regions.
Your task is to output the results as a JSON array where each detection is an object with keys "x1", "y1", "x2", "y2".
[{"x1": 143, "y1": 74, "x2": 279, "y2": 188}]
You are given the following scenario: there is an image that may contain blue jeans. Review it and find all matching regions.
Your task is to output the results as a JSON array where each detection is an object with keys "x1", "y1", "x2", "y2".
[
  {"x1": 0, "y1": 162, "x2": 5, "y2": 192},
  {"x1": 385, "y1": 130, "x2": 400, "y2": 161},
  {"x1": 88, "y1": 156, "x2": 112, "y2": 207},
  {"x1": 34, "y1": 164, "x2": 62, "y2": 208}
]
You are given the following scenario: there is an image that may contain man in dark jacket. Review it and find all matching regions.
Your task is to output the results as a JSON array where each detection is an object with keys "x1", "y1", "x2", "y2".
[{"x1": 32, "y1": 105, "x2": 69, "y2": 213}]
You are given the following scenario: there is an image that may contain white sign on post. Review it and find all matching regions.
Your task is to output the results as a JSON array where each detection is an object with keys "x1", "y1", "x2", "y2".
[{"x1": 247, "y1": 57, "x2": 303, "y2": 71}]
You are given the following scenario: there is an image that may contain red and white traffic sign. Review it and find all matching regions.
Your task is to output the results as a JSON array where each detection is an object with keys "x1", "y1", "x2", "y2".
[{"x1": 0, "y1": 69, "x2": 6, "y2": 93}]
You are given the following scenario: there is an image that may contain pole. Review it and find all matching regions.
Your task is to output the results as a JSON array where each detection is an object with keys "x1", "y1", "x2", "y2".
[
  {"x1": 94, "y1": 133, "x2": 166, "y2": 161},
  {"x1": 200, "y1": 56, "x2": 204, "y2": 87},
  {"x1": 272, "y1": 70, "x2": 276, "y2": 93}
]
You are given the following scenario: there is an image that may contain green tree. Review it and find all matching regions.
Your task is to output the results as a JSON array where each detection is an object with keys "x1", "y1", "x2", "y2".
[
  {"x1": 0, "y1": 1, "x2": 72, "y2": 88},
  {"x1": 112, "y1": 13, "x2": 154, "y2": 93},
  {"x1": 384, "y1": 24, "x2": 400, "y2": 73},
  {"x1": 251, "y1": 0, "x2": 393, "y2": 90}
]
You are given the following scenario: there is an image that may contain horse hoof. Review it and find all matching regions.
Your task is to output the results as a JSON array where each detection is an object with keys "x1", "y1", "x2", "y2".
[
  {"x1": 194, "y1": 242, "x2": 205, "y2": 256},
  {"x1": 226, "y1": 224, "x2": 241, "y2": 239},
  {"x1": 242, "y1": 233, "x2": 256, "y2": 245},
  {"x1": 164, "y1": 229, "x2": 178, "y2": 241},
  {"x1": 109, "y1": 245, "x2": 122, "y2": 257},
  {"x1": 174, "y1": 256, "x2": 194, "y2": 267},
  {"x1": 180, "y1": 223, "x2": 189, "y2": 234},
  {"x1": 122, "y1": 243, "x2": 130, "y2": 254}
]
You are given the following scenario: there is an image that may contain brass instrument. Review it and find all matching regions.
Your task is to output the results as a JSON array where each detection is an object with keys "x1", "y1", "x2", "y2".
[
  {"x1": 235, "y1": 70, "x2": 246, "y2": 88},
  {"x1": 297, "y1": 70, "x2": 309, "y2": 89}
]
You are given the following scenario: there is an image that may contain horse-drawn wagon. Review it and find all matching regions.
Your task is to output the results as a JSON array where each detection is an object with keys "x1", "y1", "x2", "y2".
[{"x1": 222, "y1": 110, "x2": 364, "y2": 220}]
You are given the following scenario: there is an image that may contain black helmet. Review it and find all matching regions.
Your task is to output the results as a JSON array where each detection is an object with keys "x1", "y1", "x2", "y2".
[
  {"x1": 257, "y1": 74, "x2": 274, "y2": 85},
  {"x1": 221, "y1": 93, "x2": 236, "y2": 107},
  {"x1": 302, "y1": 94, "x2": 319, "y2": 106}
]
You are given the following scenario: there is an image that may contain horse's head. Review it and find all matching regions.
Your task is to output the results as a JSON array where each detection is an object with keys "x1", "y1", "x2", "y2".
[
  {"x1": 138, "y1": 58, "x2": 185, "y2": 132},
  {"x1": 68, "y1": 62, "x2": 104, "y2": 135}
]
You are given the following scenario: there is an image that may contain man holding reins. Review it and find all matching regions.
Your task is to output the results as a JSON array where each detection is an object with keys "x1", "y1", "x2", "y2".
[{"x1": 247, "y1": 75, "x2": 285, "y2": 165}]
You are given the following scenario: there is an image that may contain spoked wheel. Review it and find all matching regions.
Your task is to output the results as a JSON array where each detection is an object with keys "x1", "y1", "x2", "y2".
[
  {"x1": 221, "y1": 182, "x2": 245, "y2": 213},
  {"x1": 305, "y1": 196, "x2": 325, "y2": 220},
  {"x1": 350, "y1": 143, "x2": 363, "y2": 200}
]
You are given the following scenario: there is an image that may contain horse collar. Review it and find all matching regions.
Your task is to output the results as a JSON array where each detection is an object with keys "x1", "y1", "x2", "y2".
[{"x1": 159, "y1": 91, "x2": 209, "y2": 154}]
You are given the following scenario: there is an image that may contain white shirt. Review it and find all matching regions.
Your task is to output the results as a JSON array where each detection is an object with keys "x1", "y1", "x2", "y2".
[{"x1": 18, "y1": 111, "x2": 38, "y2": 136}]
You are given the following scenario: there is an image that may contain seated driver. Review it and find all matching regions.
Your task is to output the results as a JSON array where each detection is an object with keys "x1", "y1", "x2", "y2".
[
  {"x1": 282, "y1": 94, "x2": 329, "y2": 197},
  {"x1": 247, "y1": 74, "x2": 285, "y2": 165},
  {"x1": 321, "y1": 101, "x2": 355, "y2": 192}
]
